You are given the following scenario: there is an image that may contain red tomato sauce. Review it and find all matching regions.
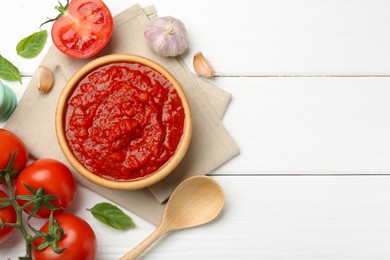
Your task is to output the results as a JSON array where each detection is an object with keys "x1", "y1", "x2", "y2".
[{"x1": 64, "y1": 62, "x2": 185, "y2": 181}]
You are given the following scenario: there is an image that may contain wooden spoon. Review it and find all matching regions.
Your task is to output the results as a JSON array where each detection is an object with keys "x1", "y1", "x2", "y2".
[{"x1": 120, "y1": 176, "x2": 225, "y2": 260}]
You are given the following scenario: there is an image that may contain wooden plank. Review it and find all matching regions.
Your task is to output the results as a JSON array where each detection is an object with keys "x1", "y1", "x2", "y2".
[
  {"x1": 1, "y1": 176, "x2": 390, "y2": 259},
  {"x1": 3, "y1": 76, "x2": 390, "y2": 174},
  {"x1": 214, "y1": 76, "x2": 390, "y2": 174},
  {"x1": 2, "y1": 0, "x2": 390, "y2": 75}
]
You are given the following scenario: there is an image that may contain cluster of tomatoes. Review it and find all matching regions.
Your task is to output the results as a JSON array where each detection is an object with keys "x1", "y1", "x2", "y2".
[
  {"x1": 0, "y1": 129, "x2": 97, "y2": 259},
  {"x1": 1, "y1": 0, "x2": 116, "y2": 257},
  {"x1": 0, "y1": 0, "x2": 116, "y2": 257}
]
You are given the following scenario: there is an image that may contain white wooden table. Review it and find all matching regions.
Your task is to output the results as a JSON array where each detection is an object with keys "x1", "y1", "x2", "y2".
[{"x1": 1, "y1": 0, "x2": 390, "y2": 259}]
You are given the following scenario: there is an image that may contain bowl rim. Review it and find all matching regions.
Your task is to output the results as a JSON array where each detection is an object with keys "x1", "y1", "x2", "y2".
[{"x1": 55, "y1": 54, "x2": 192, "y2": 190}]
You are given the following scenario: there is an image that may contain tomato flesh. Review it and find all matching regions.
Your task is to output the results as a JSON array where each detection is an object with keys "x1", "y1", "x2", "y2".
[{"x1": 52, "y1": 0, "x2": 113, "y2": 58}]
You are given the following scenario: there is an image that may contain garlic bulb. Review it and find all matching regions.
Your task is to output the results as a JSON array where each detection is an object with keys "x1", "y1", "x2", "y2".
[{"x1": 144, "y1": 16, "x2": 189, "y2": 57}]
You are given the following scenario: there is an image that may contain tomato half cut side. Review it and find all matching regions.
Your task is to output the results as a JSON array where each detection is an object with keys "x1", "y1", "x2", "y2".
[{"x1": 51, "y1": 0, "x2": 113, "y2": 59}]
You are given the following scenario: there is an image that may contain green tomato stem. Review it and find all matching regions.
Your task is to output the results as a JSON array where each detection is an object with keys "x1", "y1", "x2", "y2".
[
  {"x1": 54, "y1": 5, "x2": 68, "y2": 16},
  {"x1": 39, "y1": 0, "x2": 69, "y2": 29},
  {"x1": 4, "y1": 172, "x2": 33, "y2": 260},
  {"x1": 0, "y1": 153, "x2": 64, "y2": 259}
]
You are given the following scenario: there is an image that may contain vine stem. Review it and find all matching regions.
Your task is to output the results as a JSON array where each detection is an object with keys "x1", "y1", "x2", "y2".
[
  {"x1": 4, "y1": 173, "x2": 34, "y2": 260},
  {"x1": 0, "y1": 152, "x2": 65, "y2": 259}
]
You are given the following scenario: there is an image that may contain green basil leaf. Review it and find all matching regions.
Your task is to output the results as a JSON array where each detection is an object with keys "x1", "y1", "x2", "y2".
[
  {"x1": 88, "y1": 202, "x2": 136, "y2": 230},
  {"x1": 16, "y1": 30, "x2": 48, "y2": 58},
  {"x1": 0, "y1": 55, "x2": 21, "y2": 83}
]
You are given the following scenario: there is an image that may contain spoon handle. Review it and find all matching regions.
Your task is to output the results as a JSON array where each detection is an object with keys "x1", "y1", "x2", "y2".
[{"x1": 120, "y1": 226, "x2": 166, "y2": 260}]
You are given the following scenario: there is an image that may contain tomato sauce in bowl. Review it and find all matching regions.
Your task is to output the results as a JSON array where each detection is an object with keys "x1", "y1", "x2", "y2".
[{"x1": 56, "y1": 55, "x2": 192, "y2": 189}]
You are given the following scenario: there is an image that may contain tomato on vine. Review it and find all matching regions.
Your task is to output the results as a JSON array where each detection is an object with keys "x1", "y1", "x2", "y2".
[
  {"x1": 0, "y1": 129, "x2": 29, "y2": 182},
  {"x1": 0, "y1": 138, "x2": 82, "y2": 259},
  {"x1": 15, "y1": 159, "x2": 77, "y2": 218},
  {"x1": 32, "y1": 214, "x2": 97, "y2": 260},
  {"x1": 41, "y1": 0, "x2": 114, "y2": 59},
  {"x1": 0, "y1": 190, "x2": 17, "y2": 244}
]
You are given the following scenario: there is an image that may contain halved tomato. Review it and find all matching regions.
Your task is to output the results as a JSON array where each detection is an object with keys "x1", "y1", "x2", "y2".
[{"x1": 50, "y1": 0, "x2": 113, "y2": 59}]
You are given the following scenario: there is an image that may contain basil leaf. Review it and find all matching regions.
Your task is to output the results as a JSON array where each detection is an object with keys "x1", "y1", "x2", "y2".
[
  {"x1": 88, "y1": 202, "x2": 136, "y2": 230},
  {"x1": 16, "y1": 30, "x2": 48, "y2": 58},
  {"x1": 0, "y1": 55, "x2": 21, "y2": 83}
]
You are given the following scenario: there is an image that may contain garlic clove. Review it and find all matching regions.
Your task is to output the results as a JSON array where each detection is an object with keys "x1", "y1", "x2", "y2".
[
  {"x1": 144, "y1": 16, "x2": 189, "y2": 57},
  {"x1": 193, "y1": 52, "x2": 216, "y2": 77},
  {"x1": 37, "y1": 66, "x2": 54, "y2": 94}
]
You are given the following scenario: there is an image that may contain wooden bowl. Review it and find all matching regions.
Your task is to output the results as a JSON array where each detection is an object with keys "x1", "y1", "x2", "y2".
[{"x1": 56, "y1": 54, "x2": 192, "y2": 190}]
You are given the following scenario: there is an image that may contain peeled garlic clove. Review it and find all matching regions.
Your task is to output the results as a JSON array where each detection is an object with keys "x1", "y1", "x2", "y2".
[
  {"x1": 37, "y1": 66, "x2": 54, "y2": 94},
  {"x1": 193, "y1": 51, "x2": 216, "y2": 77},
  {"x1": 144, "y1": 16, "x2": 189, "y2": 57}
]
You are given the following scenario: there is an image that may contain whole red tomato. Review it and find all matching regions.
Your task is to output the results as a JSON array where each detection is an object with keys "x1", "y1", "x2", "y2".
[
  {"x1": 50, "y1": 0, "x2": 113, "y2": 58},
  {"x1": 0, "y1": 129, "x2": 29, "y2": 180},
  {"x1": 0, "y1": 190, "x2": 17, "y2": 244},
  {"x1": 32, "y1": 214, "x2": 97, "y2": 260},
  {"x1": 15, "y1": 159, "x2": 76, "y2": 218}
]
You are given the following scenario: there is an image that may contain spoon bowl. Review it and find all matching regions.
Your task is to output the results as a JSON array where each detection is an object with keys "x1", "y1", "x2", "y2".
[{"x1": 120, "y1": 176, "x2": 224, "y2": 259}]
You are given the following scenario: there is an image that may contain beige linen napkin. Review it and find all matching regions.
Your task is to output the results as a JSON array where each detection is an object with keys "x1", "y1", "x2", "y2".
[{"x1": 5, "y1": 4, "x2": 239, "y2": 225}]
